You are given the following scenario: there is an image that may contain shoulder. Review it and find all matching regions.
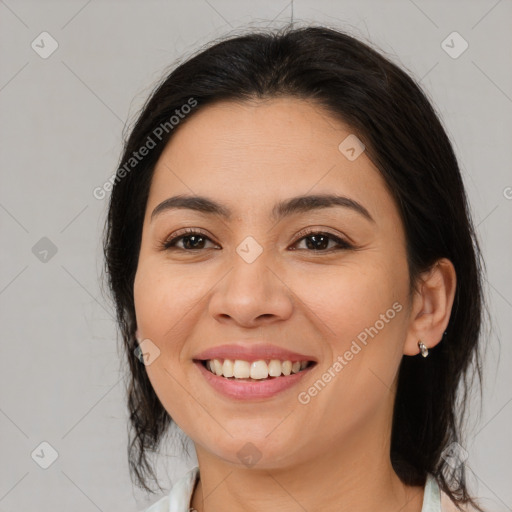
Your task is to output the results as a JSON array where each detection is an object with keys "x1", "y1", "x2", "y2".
[
  {"x1": 141, "y1": 466, "x2": 199, "y2": 512},
  {"x1": 425, "y1": 474, "x2": 480, "y2": 512},
  {"x1": 141, "y1": 495, "x2": 169, "y2": 512},
  {"x1": 440, "y1": 486, "x2": 481, "y2": 512}
]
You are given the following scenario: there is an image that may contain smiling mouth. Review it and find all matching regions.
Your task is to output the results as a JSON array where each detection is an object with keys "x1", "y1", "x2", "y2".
[{"x1": 196, "y1": 358, "x2": 316, "y2": 381}]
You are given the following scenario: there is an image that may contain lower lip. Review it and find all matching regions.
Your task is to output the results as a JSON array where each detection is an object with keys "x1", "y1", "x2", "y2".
[{"x1": 193, "y1": 360, "x2": 315, "y2": 401}]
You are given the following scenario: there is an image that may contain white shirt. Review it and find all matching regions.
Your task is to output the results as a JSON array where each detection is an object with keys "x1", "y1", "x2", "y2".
[{"x1": 143, "y1": 466, "x2": 466, "y2": 512}]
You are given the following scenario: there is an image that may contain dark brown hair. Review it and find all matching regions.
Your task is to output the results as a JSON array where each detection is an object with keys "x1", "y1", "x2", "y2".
[{"x1": 102, "y1": 24, "x2": 487, "y2": 511}]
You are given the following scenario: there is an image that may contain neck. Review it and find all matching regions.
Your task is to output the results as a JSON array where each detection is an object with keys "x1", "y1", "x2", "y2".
[{"x1": 190, "y1": 427, "x2": 425, "y2": 512}]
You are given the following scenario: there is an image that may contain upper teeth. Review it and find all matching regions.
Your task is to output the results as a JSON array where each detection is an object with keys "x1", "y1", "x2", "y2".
[{"x1": 205, "y1": 359, "x2": 309, "y2": 379}]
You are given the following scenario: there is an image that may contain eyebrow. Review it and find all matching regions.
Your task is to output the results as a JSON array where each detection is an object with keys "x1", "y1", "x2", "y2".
[{"x1": 150, "y1": 193, "x2": 375, "y2": 224}]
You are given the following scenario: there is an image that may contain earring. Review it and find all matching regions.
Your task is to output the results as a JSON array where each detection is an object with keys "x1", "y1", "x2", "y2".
[{"x1": 418, "y1": 340, "x2": 429, "y2": 358}]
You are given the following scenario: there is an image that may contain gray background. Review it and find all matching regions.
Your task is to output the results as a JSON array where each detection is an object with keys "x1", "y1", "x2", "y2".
[{"x1": 1, "y1": 0, "x2": 511, "y2": 511}]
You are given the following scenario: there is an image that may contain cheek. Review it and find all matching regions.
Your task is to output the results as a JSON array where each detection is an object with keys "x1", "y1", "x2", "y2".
[
  {"x1": 133, "y1": 280, "x2": 189, "y2": 403},
  {"x1": 290, "y1": 258, "x2": 409, "y2": 401},
  {"x1": 289, "y1": 260, "x2": 406, "y2": 346},
  {"x1": 289, "y1": 264, "x2": 407, "y2": 424},
  {"x1": 133, "y1": 262, "x2": 204, "y2": 425},
  {"x1": 133, "y1": 261, "x2": 205, "y2": 342}
]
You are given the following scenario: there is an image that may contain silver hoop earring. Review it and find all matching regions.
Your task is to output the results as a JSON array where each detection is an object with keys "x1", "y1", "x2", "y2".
[{"x1": 418, "y1": 340, "x2": 429, "y2": 358}]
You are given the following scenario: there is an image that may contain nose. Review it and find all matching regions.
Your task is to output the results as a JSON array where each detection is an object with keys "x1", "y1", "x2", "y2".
[{"x1": 208, "y1": 246, "x2": 294, "y2": 328}]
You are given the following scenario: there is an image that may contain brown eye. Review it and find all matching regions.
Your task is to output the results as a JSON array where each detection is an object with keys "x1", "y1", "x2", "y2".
[
  {"x1": 162, "y1": 229, "x2": 219, "y2": 251},
  {"x1": 292, "y1": 231, "x2": 353, "y2": 252}
]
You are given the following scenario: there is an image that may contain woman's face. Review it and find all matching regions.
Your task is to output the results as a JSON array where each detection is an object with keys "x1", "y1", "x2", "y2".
[{"x1": 133, "y1": 97, "x2": 416, "y2": 469}]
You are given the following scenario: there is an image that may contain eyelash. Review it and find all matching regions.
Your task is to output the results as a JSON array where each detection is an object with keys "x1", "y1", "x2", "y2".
[{"x1": 160, "y1": 227, "x2": 354, "y2": 253}]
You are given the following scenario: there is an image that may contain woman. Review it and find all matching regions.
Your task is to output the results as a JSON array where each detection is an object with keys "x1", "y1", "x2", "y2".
[{"x1": 102, "y1": 25, "x2": 486, "y2": 512}]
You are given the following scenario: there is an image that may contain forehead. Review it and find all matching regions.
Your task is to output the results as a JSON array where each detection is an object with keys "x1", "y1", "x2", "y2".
[
  {"x1": 165, "y1": 97, "x2": 348, "y2": 158},
  {"x1": 146, "y1": 97, "x2": 396, "y2": 223}
]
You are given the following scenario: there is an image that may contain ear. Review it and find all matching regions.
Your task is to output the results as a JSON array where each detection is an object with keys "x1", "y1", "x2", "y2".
[
  {"x1": 135, "y1": 329, "x2": 140, "y2": 342},
  {"x1": 403, "y1": 258, "x2": 457, "y2": 356}
]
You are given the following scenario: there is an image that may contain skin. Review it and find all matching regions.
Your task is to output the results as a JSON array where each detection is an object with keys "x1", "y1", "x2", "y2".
[{"x1": 133, "y1": 97, "x2": 456, "y2": 512}]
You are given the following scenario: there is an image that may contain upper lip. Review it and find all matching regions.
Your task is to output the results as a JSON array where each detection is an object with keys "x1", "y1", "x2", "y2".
[{"x1": 193, "y1": 343, "x2": 318, "y2": 363}]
